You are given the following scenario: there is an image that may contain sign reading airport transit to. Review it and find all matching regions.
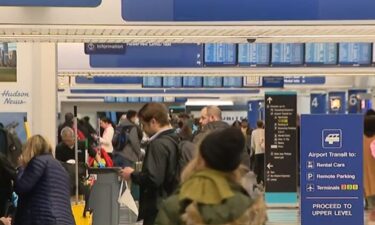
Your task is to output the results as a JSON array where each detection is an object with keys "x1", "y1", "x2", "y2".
[
  {"x1": 0, "y1": 0, "x2": 101, "y2": 7},
  {"x1": 264, "y1": 92, "x2": 297, "y2": 204},
  {"x1": 301, "y1": 114, "x2": 363, "y2": 225}
]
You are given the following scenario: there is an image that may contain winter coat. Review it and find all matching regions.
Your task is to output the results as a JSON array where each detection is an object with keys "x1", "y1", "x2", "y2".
[
  {"x1": 113, "y1": 119, "x2": 142, "y2": 163},
  {"x1": 193, "y1": 121, "x2": 229, "y2": 144},
  {"x1": 14, "y1": 154, "x2": 75, "y2": 225},
  {"x1": 130, "y1": 129, "x2": 179, "y2": 223},
  {"x1": 364, "y1": 135, "x2": 375, "y2": 197},
  {"x1": 154, "y1": 169, "x2": 267, "y2": 225}
]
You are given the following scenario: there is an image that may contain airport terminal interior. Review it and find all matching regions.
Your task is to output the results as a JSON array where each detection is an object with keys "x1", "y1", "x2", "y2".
[{"x1": 2, "y1": 0, "x2": 375, "y2": 225}]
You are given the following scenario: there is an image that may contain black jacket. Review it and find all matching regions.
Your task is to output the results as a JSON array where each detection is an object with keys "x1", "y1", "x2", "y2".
[
  {"x1": 0, "y1": 153, "x2": 17, "y2": 217},
  {"x1": 55, "y1": 141, "x2": 96, "y2": 163},
  {"x1": 131, "y1": 129, "x2": 179, "y2": 223},
  {"x1": 193, "y1": 120, "x2": 230, "y2": 144}
]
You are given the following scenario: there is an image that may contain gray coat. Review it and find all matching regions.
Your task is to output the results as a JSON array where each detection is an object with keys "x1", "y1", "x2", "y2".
[{"x1": 113, "y1": 119, "x2": 142, "y2": 163}]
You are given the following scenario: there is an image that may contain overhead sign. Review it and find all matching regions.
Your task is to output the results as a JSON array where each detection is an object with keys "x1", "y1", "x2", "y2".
[
  {"x1": 310, "y1": 93, "x2": 327, "y2": 114},
  {"x1": 90, "y1": 43, "x2": 203, "y2": 68},
  {"x1": 247, "y1": 100, "x2": 264, "y2": 129},
  {"x1": 348, "y1": 89, "x2": 367, "y2": 113},
  {"x1": 301, "y1": 114, "x2": 363, "y2": 225},
  {"x1": 328, "y1": 92, "x2": 346, "y2": 114},
  {"x1": 0, "y1": 0, "x2": 101, "y2": 7},
  {"x1": 265, "y1": 92, "x2": 297, "y2": 205},
  {"x1": 122, "y1": 0, "x2": 375, "y2": 21},
  {"x1": 284, "y1": 76, "x2": 326, "y2": 85},
  {"x1": 262, "y1": 77, "x2": 284, "y2": 88},
  {"x1": 84, "y1": 43, "x2": 126, "y2": 55}
]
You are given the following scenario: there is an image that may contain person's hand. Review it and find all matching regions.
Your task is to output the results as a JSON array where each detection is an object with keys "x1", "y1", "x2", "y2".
[
  {"x1": 119, "y1": 167, "x2": 134, "y2": 181},
  {"x1": 0, "y1": 217, "x2": 12, "y2": 225}
]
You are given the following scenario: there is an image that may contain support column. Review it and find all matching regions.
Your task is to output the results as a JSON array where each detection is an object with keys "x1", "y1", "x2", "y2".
[{"x1": 31, "y1": 43, "x2": 57, "y2": 147}]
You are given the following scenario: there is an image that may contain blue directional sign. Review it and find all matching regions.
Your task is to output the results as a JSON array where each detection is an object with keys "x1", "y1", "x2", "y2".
[
  {"x1": 262, "y1": 76, "x2": 284, "y2": 88},
  {"x1": 328, "y1": 92, "x2": 346, "y2": 114},
  {"x1": 90, "y1": 44, "x2": 203, "y2": 68},
  {"x1": 284, "y1": 76, "x2": 326, "y2": 85},
  {"x1": 348, "y1": 89, "x2": 367, "y2": 113},
  {"x1": 301, "y1": 114, "x2": 363, "y2": 225},
  {"x1": 247, "y1": 100, "x2": 264, "y2": 129},
  {"x1": 310, "y1": 93, "x2": 327, "y2": 114},
  {"x1": 0, "y1": 0, "x2": 101, "y2": 7}
]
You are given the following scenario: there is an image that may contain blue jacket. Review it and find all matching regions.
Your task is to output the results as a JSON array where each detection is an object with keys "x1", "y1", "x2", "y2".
[{"x1": 14, "y1": 154, "x2": 75, "y2": 225}]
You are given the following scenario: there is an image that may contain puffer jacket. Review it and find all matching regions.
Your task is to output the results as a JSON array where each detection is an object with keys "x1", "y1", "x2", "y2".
[
  {"x1": 14, "y1": 154, "x2": 75, "y2": 225},
  {"x1": 155, "y1": 170, "x2": 267, "y2": 225}
]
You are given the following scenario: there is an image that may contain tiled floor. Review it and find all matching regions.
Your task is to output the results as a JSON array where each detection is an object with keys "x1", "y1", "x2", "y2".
[{"x1": 120, "y1": 207, "x2": 374, "y2": 225}]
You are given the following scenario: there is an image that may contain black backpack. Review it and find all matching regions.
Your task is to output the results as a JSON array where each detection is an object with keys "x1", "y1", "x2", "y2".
[
  {"x1": 161, "y1": 135, "x2": 190, "y2": 195},
  {"x1": 112, "y1": 125, "x2": 134, "y2": 152},
  {"x1": 0, "y1": 128, "x2": 22, "y2": 168}
]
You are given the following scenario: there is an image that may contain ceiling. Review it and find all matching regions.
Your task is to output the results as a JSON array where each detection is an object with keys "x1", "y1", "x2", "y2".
[{"x1": 2, "y1": 23, "x2": 375, "y2": 43}]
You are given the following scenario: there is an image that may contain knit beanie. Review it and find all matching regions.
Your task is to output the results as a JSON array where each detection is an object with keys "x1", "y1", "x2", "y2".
[{"x1": 200, "y1": 127, "x2": 245, "y2": 172}]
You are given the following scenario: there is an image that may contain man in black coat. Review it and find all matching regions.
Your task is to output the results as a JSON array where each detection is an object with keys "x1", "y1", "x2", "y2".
[
  {"x1": 120, "y1": 103, "x2": 179, "y2": 225},
  {"x1": 0, "y1": 153, "x2": 16, "y2": 218}
]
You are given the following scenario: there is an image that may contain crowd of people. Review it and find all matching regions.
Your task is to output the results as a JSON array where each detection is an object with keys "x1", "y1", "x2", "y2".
[{"x1": 0, "y1": 103, "x2": 268, "y2": 225}]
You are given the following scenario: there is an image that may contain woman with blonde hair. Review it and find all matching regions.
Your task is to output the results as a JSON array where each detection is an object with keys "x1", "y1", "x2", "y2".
[
  {"x1": 14, "y1": 135, "x2": 75, "y2": 225},
  {"x1": 155, "y1": 127, "x2": 267, "y2": 225}
]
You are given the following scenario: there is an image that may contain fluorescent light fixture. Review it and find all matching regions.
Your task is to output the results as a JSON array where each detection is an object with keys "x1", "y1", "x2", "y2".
[{"x1": 185, "y1": 99, "x2": 234, "y2": 106}]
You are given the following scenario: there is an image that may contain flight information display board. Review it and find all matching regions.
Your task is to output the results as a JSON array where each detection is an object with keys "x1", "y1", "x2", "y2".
[
  {"x1": 204, "y1": 44, "x2": 237, "y2": 66},
  {"x1": 223, "y1": 77, "x2": 243, "y2": 87},
  {"x1": 238, "y1": 43, "x2": 271, "y2": 66},
  {"x1": 339, "y1": 43, "x2": 372, "y2": 65},
  {"x1": 305, "y1": 43, "x2": 338, "y2": 65},
  {"x1": 140, "y1": 97, "x2": 152, "y2": 102},
  {"x1": 183, "y1": 77, "x2": 203, "y2": 87},
  {"x1": 127, "y1": 97, "x2": 140, "y2": 103},
  {"x1": 272, "y1": 43, "x2": 304, "y2": 65},
  {"x1": 116, "y1": 97, "x2": 128, "y2": 103},
  {"x1": 143, "y1": 77, "x2": 163, "y2": 87},
  {"x1": 203, "y1": 77, "x2": 223, "y2": 87},
  {"x1": 152, "y1": 97, "x2": 164, "y2": 102},
  {"x1": 163, "y1": 76, "x2": 183, "y2": 87}
]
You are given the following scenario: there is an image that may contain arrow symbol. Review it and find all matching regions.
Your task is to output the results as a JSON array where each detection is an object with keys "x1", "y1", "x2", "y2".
[
  {"x1": 267, "y1": 97, "x2": 272, "y2": 104},
  {"x1": 267, "y1": 163, "x2": 273, "y2": 170}
]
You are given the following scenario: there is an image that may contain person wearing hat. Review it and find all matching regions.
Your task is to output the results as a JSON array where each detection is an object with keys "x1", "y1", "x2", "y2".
[{"x1": 154, "y1": 127, "x2": 267, "y2": 225}]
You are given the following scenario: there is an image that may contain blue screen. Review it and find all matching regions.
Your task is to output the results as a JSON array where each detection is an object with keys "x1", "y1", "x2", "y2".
[
  {"x1": 183, "y1": 77, "x2": 203, "y2": 87},
  {"x1": 116, "y1": 97, "x2": 128, "y2": 103},
  {"x1": 143, "y1": 77, "x2": 163, "y2": 87},
  {"x1": 203, "y1": 77, "x2": 223, "y2": 87},
  {"x1": 305, "y1": 43, "x2": 338, "y2": 65},
  {"x1": 238, "y1": 43, "x2": 270, "y2": 66},
  {"x1": 152, "y1": 97, "x2": 164, "y2": 102},
  {"x1": 163, "y1": 76, "x2": 183, "y2": 87},
  {"x1": 140, "y1": 97, "x2": 152, "y2": 102},
  {"x1": 223, "y1": 77, "x2": 243, "y2": 87},
  {"x1": 271, "y1": 43, "x2": 304, "y2": 65},
  {"x1": 104, "y1": 97, "x2": 116, "y2": 103},
  {"x1": 339, "y1": 43, "x2": 372, "y2": 65},
  {"x1": 127, "y1": 97, "x2": 140, "y2": 103},
  {"x1": 204, "y1": 44, "x2": 237, "y2": 66}
]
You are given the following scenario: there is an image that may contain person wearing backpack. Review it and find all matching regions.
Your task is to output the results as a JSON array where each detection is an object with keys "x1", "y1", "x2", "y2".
[
  {"x1": 112, "y1": 110, "x2": 143, "y2": 168},
  {"x1": 120, "y1": 103, "x2": 179, "y2": 225},
  {"x1": 154, "y1": 127, "x2": 267, "y2": 225},
  {"x1": 251, "y1": 120, "x2": 265, "y2": 185}
]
